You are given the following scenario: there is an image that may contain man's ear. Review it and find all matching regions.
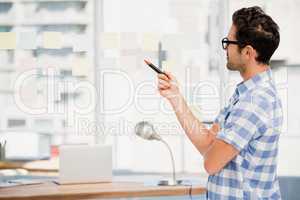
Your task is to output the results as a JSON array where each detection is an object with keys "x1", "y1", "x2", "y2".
[{"x1": 242, "y1": 45, "x2": 256, "y2": 60}]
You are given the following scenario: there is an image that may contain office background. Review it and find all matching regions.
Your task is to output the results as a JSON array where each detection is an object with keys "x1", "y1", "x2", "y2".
[{"x1": 0, "y1": 0, "x2": 299, "y2": 185}]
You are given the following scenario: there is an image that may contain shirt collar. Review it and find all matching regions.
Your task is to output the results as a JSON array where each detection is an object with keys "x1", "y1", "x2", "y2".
[{"x1": 236, "y1": 68, "x2": 272, "y2": 96}]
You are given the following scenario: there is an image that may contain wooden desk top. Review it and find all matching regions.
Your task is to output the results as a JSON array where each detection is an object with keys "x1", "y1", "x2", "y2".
[
  {"x1": 0, "y1": 158, "x2": 59, "y2": 172},
  {"x1": 0, "y1": 159, "x2": 207, "y2": 199},
  {"x1": 0, "y1": 181, "x2": 206, "y2": 200}
]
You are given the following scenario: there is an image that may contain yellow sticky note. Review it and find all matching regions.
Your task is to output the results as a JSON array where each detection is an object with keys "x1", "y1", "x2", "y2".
[
  {"x1": 142, "y1": 33, "x2": 160, "y2": 51},
  {"x1": 162, "y1": 34, "x2": 184, "y2": 50},
  {"x1": 19, "y1": 79, "x2": 38, "y2": 105},
  {"x1": 120, "y1": 56, "x2": 137, "y2": 69},
  {"x1": 0, "y1": 32, "x2": 16, "y2": 50},
  {"x1": 100, "y1": 33, "x2": 120, "y2": 49},
  {"x1": 120, "y1": 32, "x2": 138, "y2": 50},
  {"x1": 162, "y1": 60, "x2": 175, "y2": 71},
  {"x1": 42, "y1": 32, "x2": 63, "y2": 49},
  {"x1": 72, "y1": 57, "x2": 90, "y2": 77}
]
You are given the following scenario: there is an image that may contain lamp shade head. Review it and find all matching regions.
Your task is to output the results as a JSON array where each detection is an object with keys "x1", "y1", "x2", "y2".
[{"x1": 134, "y1": 121, "x2": 161, "y2": 141}]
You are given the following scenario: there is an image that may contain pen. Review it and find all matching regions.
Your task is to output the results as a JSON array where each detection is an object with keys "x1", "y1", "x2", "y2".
[{"x1": 144, "y1": 59, "x2": 169, "y2": 77}]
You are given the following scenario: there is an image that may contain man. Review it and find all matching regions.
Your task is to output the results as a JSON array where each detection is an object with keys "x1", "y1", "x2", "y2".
[{"x1": 157, "y1": 6, "x2": 282, "y2": 199}]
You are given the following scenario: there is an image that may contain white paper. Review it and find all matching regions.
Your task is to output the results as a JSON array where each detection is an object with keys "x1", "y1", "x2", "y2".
[
  {"x1": 17, "y1": 32, "x2": 37, "y2": 50},
  {"x1": 120, "y1": 32, "x2": 139, "y2": 50},
  {"x1": 72, "y1": 35, "x2": 90, "y2": 52},
  {"x1": 120, "y1": 56, "x2": 137, "y2": 69}
]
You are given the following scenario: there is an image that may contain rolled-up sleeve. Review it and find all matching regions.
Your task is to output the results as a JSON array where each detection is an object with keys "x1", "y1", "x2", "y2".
[
  {"x1": 213, "y1": 105, "x2": 230, "y2": 128},
  {"x1": 216, "y1": 96, "x2": 269, "y2": 152}
]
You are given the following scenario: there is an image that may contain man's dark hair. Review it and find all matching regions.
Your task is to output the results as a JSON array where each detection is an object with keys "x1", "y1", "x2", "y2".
[{"x1": 232, "y1": 6, "x2": 280, "y2": 65}]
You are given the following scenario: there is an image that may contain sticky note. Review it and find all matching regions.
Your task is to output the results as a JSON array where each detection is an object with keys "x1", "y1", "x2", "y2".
[
  {"x1": 17, "y1": 32, "x2": 37, "y2": 50},
  {"x1": 100, "y1": 33, "x2": 120, "y2": 49},
  {"x1": 19, "y1": 79, "x2": 38, "y2": 105},
  {"x1": 16, "y1": 57, "x2": 37, "y2": 71},
  {"x1": 0, "y1": 73, "x2": 13, "y2": 90},
  {"x1": 161, "y1": 34, "x2": 184, "y2": 50},
  {"x1": 0, "y1": 32, "x2": 16, "y2": 50},
  {"x1": 169, "y1": 2, "x2": 202, "y2": 18},
  {"x1": 72, "y1": 57, "x2": 90, "y2": 77},
  {"x1": 120, "y1": 32, "x2": 138, "y2": 50},
  {"x1": 120, "y1": 56, "x2": 137, "y2": 69},
  {"x1": 42, "y1": 32, "x2": 63, "y2": 49},
  {"x1": 182, "y1": 50, "x2": 203, "y2": 66},
  {"x1": 104, "y1": 49, "x2": 120, "y2": 58},
  {"x1": 141, "y1": 33, "x2": 160, "y2": 51},
  {"x1": 140, "y1": 50, "x2": 156, "y2": 60},
  {"x1": 36, "y1": 56, "x2": 62, "y2": 69},
  {"x1": 182, "y1": 33, "x2": 202, "y2": 49},
  {"x1": 162, "y1": 33, "x2": 202, "y2": 50},
  {"x1": 177, "y1": 17, "x2": 201, "y2": 33},
  {"x1": 73, "y1": 35, "x2": 90, "y2": 52},
  {"x1": 99, "y1": 58, "x2": 117, "y2": 67},
  {"x1": 162, "y1": 60, "x2": 176, "y2": 72}
]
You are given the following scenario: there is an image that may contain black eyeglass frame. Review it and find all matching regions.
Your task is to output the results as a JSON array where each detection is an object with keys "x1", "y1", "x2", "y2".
[{"x1": 221, "y1": 37, "x2": 240, "y2": 50}]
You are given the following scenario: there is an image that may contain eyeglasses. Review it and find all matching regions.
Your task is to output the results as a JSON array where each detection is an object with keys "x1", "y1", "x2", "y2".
[{"x1": 221, "y1": 37, "x2": 240, "y2": 50}]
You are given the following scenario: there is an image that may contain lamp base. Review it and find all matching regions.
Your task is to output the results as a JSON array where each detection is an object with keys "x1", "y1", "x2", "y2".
[{"x1": 157, "y1": 179, "x2": 184, "y2": 186}]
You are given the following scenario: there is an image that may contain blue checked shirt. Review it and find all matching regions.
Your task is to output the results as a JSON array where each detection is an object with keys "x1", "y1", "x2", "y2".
[{"x1": 207, "y1": 69, "x2": 283, "y2": 199}]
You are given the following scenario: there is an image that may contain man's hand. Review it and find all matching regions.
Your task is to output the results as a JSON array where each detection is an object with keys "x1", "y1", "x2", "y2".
[
  {"x1": 157, "y1": 72, "x2": 180, "y2": 101},
  {"x1": 210, "y1": 123, "x2": 221, "y2": 136},
  {"x1": 157, "y1": 71, "x2": 221, "y2": 156},
  {"x1": 157, "y1": 71, "x2": 236, "y2": 175}
]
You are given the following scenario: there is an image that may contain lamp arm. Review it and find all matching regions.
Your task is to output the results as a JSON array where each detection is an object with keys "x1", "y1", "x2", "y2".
[{"x1": 160, "y1": 138, "x2": 176, "y2": 185}]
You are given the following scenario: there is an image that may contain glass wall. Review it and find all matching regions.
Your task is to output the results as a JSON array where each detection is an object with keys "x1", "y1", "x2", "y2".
[
  {"x1": 0, "y1": 0, "x2": 299, "y2": 177},
  {"x1": 0, "y1": 0, "x2": 96, "y2": 159},
  {"x1": 98, "y1": 0, "x2": 222, "y2": 173}
]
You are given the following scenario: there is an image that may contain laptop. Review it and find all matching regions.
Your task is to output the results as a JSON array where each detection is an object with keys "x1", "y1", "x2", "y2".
[{"x1": 56, "y1": 144, "x2": 112, "y2": 185}]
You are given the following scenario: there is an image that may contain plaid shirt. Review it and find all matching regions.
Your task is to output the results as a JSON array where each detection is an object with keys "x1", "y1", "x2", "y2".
[{"x1": 207, "y1": 69, "x2": 283, "y2": 199}]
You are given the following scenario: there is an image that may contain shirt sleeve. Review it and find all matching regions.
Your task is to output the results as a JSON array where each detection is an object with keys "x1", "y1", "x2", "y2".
[
  {"x1": 216, "y1": 96, "x2": 270, "y2": 152},
  {"x1": 213, "y1": 105, "x2": 230, "y2": 128}
]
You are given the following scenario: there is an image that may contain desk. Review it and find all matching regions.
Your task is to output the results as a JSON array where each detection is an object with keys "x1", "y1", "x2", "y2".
[
  {"x1": 0, "y1": 180, "x2": 206, "y2": 200},
  {"x1": 0, "y1": 159, "x2": 207, "y2": 199},
  {"x1": 0, "y1": 158, "x2": 59, "y2": 172}
]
